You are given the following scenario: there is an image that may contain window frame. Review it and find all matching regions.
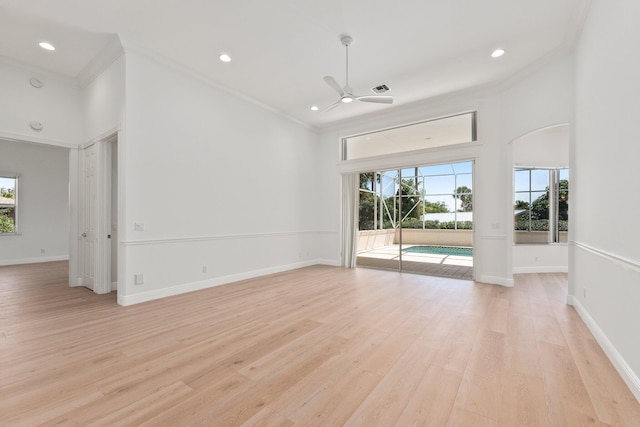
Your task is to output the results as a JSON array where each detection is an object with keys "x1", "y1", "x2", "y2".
[
  {"x1": 0, "y1": 172, "x2": 19, "y2": 235},
  {"x1": 342, "y1": 111, "x2": 477, "y2": 161},
  {"x1": 514, "y1": 167, "x2": 568, "y2": 244}
]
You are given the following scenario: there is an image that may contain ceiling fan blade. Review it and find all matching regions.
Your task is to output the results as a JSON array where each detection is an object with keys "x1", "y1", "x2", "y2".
[
  {"x1": 356, "y1": 95, "x2": 394, "y2": 104},
  {"x1": 322, "y1": 100, "x2": 342, "y2": 112},
  {"x1": 323, "y1": 76, "x2": 344, "y2": 96}
]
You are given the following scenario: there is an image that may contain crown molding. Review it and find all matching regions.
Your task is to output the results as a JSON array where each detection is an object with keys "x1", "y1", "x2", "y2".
[
  {"x1": 0, "y1": 131, "x2": 77, "y2": 149},
  {"x1": 118, "y1": 37, "x2": 316, "y2": 133},
  {"x1": 563, "y1": 0, "x2": 592, "y2": 48},
  {"x1": 0, "y1": 55, "x2": 78, "y2": 87},
  {"x1": 76, "y1": 35, "x2": 125, "y2": 89}
]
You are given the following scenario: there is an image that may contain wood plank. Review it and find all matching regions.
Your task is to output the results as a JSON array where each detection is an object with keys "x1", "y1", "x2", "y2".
[
  {"x1": 1, "y1": 262, "x2": 639, "y2": 426},
  {"x1": 394, "y1": 365, "x2": 462, "y2": 426}
]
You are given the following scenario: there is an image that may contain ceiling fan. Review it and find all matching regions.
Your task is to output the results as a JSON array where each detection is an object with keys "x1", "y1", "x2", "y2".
[{"x1": 322, "y1": 35, "x2": 393, "y2": 112}]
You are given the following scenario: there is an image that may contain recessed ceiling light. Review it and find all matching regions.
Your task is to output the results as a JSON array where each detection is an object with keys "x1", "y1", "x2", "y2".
[
  {"x1": 310, "y1": 105, "x2": 319, "y2": 111},
  {"x1": 341, "y1": 96, "x2": 354, "y2": 103},
  {"x1": 39, "y1": 42, "x2": 55, "y2": 51},
  {"x1": 219, "y1": 53, "x2": 231, "y2": 63},
  {"x1": 491, "y1": 48, "x2": 505, "y2": 58}
]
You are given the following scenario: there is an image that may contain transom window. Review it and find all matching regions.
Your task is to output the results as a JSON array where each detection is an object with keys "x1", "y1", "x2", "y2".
[{"x1": 343, "y1": 112, "x2": 477, "y2": 161}]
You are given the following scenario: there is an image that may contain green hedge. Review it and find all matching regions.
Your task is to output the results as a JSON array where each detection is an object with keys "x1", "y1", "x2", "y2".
[{"x1": 515, "y1": 219, "x2": 568, "y2": 232}]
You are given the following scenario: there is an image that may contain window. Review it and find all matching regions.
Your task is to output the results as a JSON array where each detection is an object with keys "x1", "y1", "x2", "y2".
[
  {"x1": 514, "y1": 168, "x2": 568, "y2": 244},
  {"x1": 343, "y1": 112, "x2": 477, "y2": 160},
  {"x1": 0, "y1": 174, "x2": 18, "y2": 234},
  {"x1": 358, "y1": 161, "x2": 473, "y2": 231}
]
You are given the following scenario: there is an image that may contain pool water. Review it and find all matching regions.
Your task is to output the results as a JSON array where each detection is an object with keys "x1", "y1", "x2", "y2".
[{"x1": 402, "y1": 245, "x2": 473, "y2": 257}]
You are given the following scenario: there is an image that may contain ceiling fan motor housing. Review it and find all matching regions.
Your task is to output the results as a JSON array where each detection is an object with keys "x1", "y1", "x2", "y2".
[{"x1": 341, "y1": 35, "x2": 353, "y2": 46}]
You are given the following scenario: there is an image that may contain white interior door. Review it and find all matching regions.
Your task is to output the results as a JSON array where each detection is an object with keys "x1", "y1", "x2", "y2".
[
  {"x1": 80, "y1": 144, "x2": 97, "y2": 290},
  {"x1": 78, "y1": 139, "x2": 112, "y2": 294}
]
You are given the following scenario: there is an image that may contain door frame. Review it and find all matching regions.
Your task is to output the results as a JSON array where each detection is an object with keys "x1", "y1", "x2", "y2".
[
  {"x1": 347, "y1": 159, "x2": 477, "y2": 280},
  {"x1": 71, "y1": 132, "x2": 116, "y2": 294}
]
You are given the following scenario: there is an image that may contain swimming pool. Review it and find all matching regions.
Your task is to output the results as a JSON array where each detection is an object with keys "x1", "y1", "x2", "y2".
[{"x1": 402, "y1": 245, "x2": 473, "y2": 257}]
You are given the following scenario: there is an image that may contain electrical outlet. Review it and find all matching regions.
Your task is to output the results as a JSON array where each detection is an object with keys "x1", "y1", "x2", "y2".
[
  {"x1": 40, "y1": 248, "x2": 46, "y2": 254},
  {"x1": 135, "y1": 274, "x2": 144, "y2": 285},
  {"x1": 202, "y1": 266, "x2": 207, "y2": 274},
  {"x1": 583, "y1": 288, "x2": 587, "y2": 298},
  {"x1": 134, "y1": 223, "x2": 145, "y2": 231}
]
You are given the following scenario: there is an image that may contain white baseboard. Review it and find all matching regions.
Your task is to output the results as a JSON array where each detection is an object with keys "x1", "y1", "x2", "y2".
[
  {"x1": 317, "y1": 258, "x2": 341, "y2": 267},
  {"x1": 118, "y1": 259, "x2": 321, "y2": 306},
  {"x1": 512, "y1": 266, "x2": 568, "y2": 274},
  {"x1": 567, "y1": 295, "x2": 640, "y2": 403},
  {"x1": 0, "y1": 255, "x2": 69, "y2": 266},
  {"x1": 476, "y1": 275, "x2": 514, "y2": 287}
]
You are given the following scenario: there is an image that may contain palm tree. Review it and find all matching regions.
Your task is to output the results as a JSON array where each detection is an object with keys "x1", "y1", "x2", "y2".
[{"x1": 453, "y1": 186, "x2": 472, "y2": 212}]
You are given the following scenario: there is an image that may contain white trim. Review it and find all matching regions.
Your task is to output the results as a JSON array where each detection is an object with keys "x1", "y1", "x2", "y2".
[
  {"x1": 77, "y1": 37, "x2": 124, "y2": 89},
  {"x1": 513, "y1": 266, "x2": 568, "y2": 274},
  {"x1": 120, "y1": 39, "x2": 314, "y2": 131},
  {"x1": 121, "y1": 230, "x2": 324, "y2": 246},
  {"x1": 0, "y1": 255, "x2": 69, "y2": 266},
  {"x1": 0, "y1": 55, "x2": 78, "y2": 86},
  {"x1": 563, "y1": 0, "x2": 592, "y2": 48},
  {"x1": 567, "y1": 295, "x2": 640, "y2": 403},
  {"x1": 481, "y1": 235, "x2": 507, "y2": 240},
  {"x1": 117, "y1": 259, "x2": 320, "y2": 306},
  {"x1": 508, "y1": 123, "x2": 570, "y2": 146},
  {"x1": 572, "y1": 241, "x2": 640, "y2": 273},
  {"x1": 476, "y1": 275, "x2": 514, "y2": 287},
  {"x1": 0, "y1": 131, "x2": 77, "y2": 149},
  {"x1": 337, "y1": 142, "x2": 482, "y2": 175},
  {"x1": 80, "y1": 127, "x2": 120, "y2": 150},
  {"x1": 317, "y1": 258, "x2": 341, "y2": 267}
]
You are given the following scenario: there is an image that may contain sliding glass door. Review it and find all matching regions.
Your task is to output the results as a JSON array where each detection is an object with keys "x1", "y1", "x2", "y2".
[{"x1": 357, "y1": 161, "x2": 474, "y2": 279}]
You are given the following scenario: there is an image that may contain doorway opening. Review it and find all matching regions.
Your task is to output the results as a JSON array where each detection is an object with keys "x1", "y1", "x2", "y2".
[
  {"x1": 77, "y1": 134, "x2": 118, "y2": 294},
  {"x1": 356, "y1": 161, "x2": 474, "y2": 280}
]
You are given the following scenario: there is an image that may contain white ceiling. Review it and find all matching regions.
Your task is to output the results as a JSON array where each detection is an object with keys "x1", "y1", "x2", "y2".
[{"x1": 0, "y1": 0, "x2": 589, "y2": 129}]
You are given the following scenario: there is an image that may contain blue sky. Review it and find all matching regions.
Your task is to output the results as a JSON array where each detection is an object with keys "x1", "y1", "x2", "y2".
[
  {"x1": 0, "y1": 177, "x2": 16, "y2": 192},
  {"x1": 366, "y1": 161, "x2": 473, "y2": 212}
]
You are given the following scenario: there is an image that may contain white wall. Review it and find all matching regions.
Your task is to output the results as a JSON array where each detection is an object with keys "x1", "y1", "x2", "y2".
[
  {"x1": 0, "y1": 60, "x2": 83, "y2": 147},
  {"x1": 317, "y1": 52, "x2": 574, "y2": 287},
  {"x1": 0, "y1": 139, "x2": 70, "y2": 265},
  {"x1": 82, "y1": 54, "x2": 125, "y2": 141},
  {"x1": 117, "y1": 51, "x2": 321, "y2": 305},
  {"x1": 512, "y1": 125, "x2": 569, "y2": 168},
  {"x1": 0, "y1": 61, "x2": 81, "y2": 266},
  {"x1": 571, "y1": 0, "x2": 640, "y2": 401},
  {"x1": 68, "y1": 52, "x2": 126, "y2": 288},
  {"x1": 512, "y1": 244, "x2": 568, "y2": 274}
]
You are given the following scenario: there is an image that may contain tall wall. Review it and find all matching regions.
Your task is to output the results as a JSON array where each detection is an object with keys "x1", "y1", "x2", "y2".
[
  {"x1": 82, "y1": 54, "x2": 125, "y2": 141},
  {"x1": 0, "y1": 61, "x2": 81, "y2": 266},
  {"x1": 117, "y1": 51, "x2": 321, "y2": 305},
  {"x1": 68, "y1": 53, "x2": 126, "y2": 286},
  {"x1": 0, "y1": 139, "x2": 70, "y2": 265},
  {"x1": 0, "y1": 60, "x2": 83, "y2": 147},
  {"x1": 316, "y1": 52, "x2": 574, "y2": 286},
  {"x1": 571, "y1": 0, "x2": 640, "y2": 401}
]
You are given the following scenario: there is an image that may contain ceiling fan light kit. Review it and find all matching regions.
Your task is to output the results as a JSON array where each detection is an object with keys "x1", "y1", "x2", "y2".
[{"x1": 321, "y1": 35, "x2": 393, "y2": 112}]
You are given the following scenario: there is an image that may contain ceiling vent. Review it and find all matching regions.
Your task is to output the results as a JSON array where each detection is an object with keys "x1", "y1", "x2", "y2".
[{"x1": 371, "y1": 84, "x2": 390, "y2": 94}]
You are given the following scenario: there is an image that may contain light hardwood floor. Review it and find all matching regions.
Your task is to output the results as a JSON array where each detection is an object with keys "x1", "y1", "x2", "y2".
[{"x1": 1, "y1": 261, "x2": 639, "y2": 426}]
